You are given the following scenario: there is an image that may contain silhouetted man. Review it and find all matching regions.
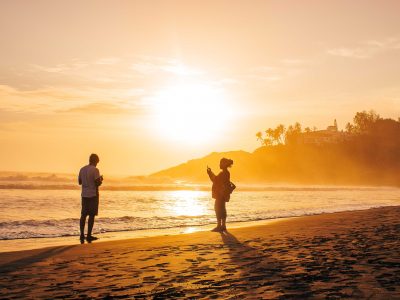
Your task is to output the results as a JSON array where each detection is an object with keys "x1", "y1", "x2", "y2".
[{"x1": 79, "y1": 153, "x2": 103, "y2": 242}]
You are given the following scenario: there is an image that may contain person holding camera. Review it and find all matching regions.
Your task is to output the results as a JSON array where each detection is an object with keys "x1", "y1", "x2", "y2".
[
  {"x1": 78, "y1": 153, "x2": 103, "y2": 242},
  {"x1": 207, "y1": 158, "x2": 236, "y2": 232}
]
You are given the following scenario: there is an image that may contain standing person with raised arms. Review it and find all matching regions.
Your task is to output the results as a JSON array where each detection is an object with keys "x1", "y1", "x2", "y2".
[
  {"x1": 207, "y1": 158, "x2": 236, "y2": 232},
  {"x1": 78, "y1": 153, "x2": 103, "y2": 243}
]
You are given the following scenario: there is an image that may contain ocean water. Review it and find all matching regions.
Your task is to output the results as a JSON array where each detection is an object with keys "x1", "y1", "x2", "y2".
[{"x1": 0, "y1": 186, "x2": 399, "y2": 243}]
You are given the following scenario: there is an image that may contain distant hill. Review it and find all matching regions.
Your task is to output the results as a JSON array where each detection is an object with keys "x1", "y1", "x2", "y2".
[
  {"x1": 149, "y1": 146, "x2": 350, "y2": 184},
  {"x1": 150, "y1": 116, "x2": 400, "y2": 186},
  {"x1": 150, "y1": 150, "x2": 254, "y2": 183},
  {"x1": 150, "y1": 142, "x2": 399, "y2": 186}
]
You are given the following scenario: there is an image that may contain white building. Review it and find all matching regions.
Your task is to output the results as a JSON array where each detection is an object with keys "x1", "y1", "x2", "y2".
[{"x1": 300, "y1": 120, "x2": 346, "y2": 145}]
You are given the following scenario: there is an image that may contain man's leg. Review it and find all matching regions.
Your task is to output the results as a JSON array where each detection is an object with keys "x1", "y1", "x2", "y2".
[
  {"x1": 80, "y1": 214, "x2": 86, "y2": 239},
  {"x1": 87, "y1": 215, "x2": 95, "y2": 237},
  {"x1": 221, "y1": 217, "x2": 226, "y2": 227},
  {"x1": 221, "y1": 217, "x2": 227, "y2": 231}
]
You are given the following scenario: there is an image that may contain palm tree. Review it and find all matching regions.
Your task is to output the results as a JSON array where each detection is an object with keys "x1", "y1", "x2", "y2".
[
  {"x1": 285, "y1": 123, "x2": 302, "y2": 144},
  {"x1": 294, "y1": 122, "x2": 302, "y2": 133},
  {"x1": 345, "y1": 122, "x2": 354, "y2": 133},
  {"x1": 273, "y1": 124, "x2": 285, "y2": 144},
  {"x1": 256, "y1": 131, "x2": 263, "y2": 144}
]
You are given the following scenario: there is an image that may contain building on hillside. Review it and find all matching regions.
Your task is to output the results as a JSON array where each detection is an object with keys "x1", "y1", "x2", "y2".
[{"x1": 300, "y1": 119, "x2": 347, "y2": 145}]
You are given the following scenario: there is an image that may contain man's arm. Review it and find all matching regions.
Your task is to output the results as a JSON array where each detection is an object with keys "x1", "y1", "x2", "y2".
[
  {"x1": 94, "y1": 168, "x2": 103, "y2": 186},
  {"x1": 78, "y1": 171, "x2": 82, "y2": 185},
  {"x1": 95, "y1": 175, "x2": 103, "y2": 187}
]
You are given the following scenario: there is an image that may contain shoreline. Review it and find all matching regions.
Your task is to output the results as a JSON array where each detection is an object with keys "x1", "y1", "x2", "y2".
[
  {"x1": 1, "y1": 205, "x2": 399, "y2": 253},
  {"x1": 0, "y1": 217, "x2": 288, "y2": 253}
]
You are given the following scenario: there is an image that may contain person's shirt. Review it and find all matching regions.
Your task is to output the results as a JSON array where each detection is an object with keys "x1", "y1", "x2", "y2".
[
  {"x1": 217, "y1": 170, "x2": 230, "y2": 186},
  {"x1": 209, "y1": 169, "x2": 230, "y2": 200},
  {"x1": 78, "y1": 165, "x2": 101, "y2": 198}
]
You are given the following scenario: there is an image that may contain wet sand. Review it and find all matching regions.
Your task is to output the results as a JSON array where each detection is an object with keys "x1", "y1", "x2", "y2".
[{"x1": 1, "y1": 206, "x2": 400, "y2": 299}]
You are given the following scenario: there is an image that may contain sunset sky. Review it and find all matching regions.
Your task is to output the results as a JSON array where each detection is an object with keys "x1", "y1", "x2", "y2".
[{"x1": 1, "y1": 0, "x2": 400, "y2": 176}]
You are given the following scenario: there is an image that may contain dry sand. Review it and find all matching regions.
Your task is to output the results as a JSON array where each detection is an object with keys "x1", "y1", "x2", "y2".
[{"x1": 1, "y1": 206, "x2": 400, "y2": 299}]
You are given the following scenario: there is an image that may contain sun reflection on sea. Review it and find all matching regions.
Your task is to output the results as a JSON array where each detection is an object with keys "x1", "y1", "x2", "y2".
[
  {"x1": 183, "y1": 227, "x2": 198, "y2": 234},
  {"x1": 168, "y1": 191, "x2": 207, "y2": 217}
]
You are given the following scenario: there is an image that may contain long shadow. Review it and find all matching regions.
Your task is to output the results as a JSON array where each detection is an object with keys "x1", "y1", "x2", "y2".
[
  {"x1": 219, "y1": 231, "x2": 313, "y2": 298},
  {"x1": 0, "y1": 245, "x2": 76, "y2": 274},
  {"x1": 220, "y1": 231, "x2": 285, "y2": 277}
]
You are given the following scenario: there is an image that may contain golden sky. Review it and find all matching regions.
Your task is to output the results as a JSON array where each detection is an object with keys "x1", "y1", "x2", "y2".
[{"x1": 1, "y1": 0, "x2": 400, "y2": 175}]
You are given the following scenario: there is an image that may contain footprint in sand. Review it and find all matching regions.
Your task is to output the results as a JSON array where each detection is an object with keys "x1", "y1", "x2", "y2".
[{"x1": 142, "y1": 276, "x2": 158, "y2": 283}]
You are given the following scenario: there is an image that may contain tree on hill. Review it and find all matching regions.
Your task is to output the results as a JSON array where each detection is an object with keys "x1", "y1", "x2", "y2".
[
  {"x1": 284, "y1": 122, "x2": 302, "y2": 145},
  {"x1": 256, "y1": 131, "x2": 263, "y2": 143},
  {"x1": 257, "y1": 110, "x2": 386, "y2": 146},
  {"x1": 346, "y1": 110, "x2": 381, "y2": 134},
  {"x1": 256, "y1": 124, "x2": 286, "y2": 146},
  {"x1": 273, "y1": 124, "x2": 285, "y2": 144}
]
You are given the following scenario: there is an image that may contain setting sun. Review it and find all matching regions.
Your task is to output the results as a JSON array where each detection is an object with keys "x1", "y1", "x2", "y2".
[{"x1": 149, "y1": 81, "x2": 231, "y2": 144}]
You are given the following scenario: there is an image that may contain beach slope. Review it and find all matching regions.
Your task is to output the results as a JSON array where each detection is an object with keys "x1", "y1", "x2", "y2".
[{"x1": 1, "y1": 206, "x2": 400, "y2": 299}]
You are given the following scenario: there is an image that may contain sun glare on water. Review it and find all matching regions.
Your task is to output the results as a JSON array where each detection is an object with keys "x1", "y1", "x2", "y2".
[
  {"x1": 150, "y1": 81, "x2": 230, "y2": 144},
  {"x1": 168, "y1": 191, "x2": 207, "y2": 217}
]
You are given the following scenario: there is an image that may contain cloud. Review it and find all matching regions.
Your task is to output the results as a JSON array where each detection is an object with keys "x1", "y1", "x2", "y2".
[
  {"x1": 326, "y1": 47, "x2": 375, "y2": 59},
  {"x1": 281, "y1": 59, "x2": 307, "y2": 65},
  {"x1": 28, "y1": 58, "x2": 134, "y2": 89},
  {"x1": 247, "y1": 66, "x2": 280, "y2": 81},
  {"x1": 327, "y1": 37, "x2": 400, "y2": 59},
  {"x1": 30, "y1": 64, "x2": 71, "y2": 73},
  {"x1": 160, "y1": 63, "x2": 204, "y2": 76},
  {"x1": 131, "y1": 57, "x2": 204, "y2": 76},
  {"x1": 62, "y1": 102, "x2": 137, "y2": 114},
  {"x1": 25, "y1": 56, "x2": 206, "y2": 96},
  {"x1": 251, "y1": 66, "x2": 277, "y2": 73},
  {"x1": 31, "y1": 61, "x2": 89, "y2": 73},
  {"x1": 217, "y1": 78, "x2": 240, "y2": 85},
  {"x1": 95, "y1": 57, "x2": 121, "y2": 65},
  {"x1": 0, "y1": 84, "x2": 146, "y2": 117},
  {"x1": 0, "y1": 84, "x2": 84, "y2": 113},
  {"x1": 247, "y1": 74, "x2": 282, "y2": 81},
  {"x1": 130, "y1": 62, "x2": 161, "y2": 74},
  {"x1": 245, "y1": 58, "x2": 308, "y2": 83},
  {"x1": 32, "y1": 57, "x2": 121, "y2": 74}
]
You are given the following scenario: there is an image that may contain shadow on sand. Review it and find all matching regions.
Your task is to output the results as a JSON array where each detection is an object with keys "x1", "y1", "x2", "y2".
[
  {"x1": 219, "y1": 231, "x2": 314, "y2": 298},
  {"x1": 0, "y1": 245, "x2": 76, "y2": 274}
]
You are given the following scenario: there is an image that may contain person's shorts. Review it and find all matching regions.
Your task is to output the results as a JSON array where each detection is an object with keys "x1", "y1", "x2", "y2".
[
  {"x1": 214, "y1": 200, "x2": 227, "y2": 219},
  {"x1": 81, "y1": 196, "x2": 99, "y2": 216}
]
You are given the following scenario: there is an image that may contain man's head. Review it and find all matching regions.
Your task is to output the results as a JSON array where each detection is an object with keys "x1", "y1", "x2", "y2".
[{"x1": 89, "y1": 153, "x2": 100, "y2": 166}]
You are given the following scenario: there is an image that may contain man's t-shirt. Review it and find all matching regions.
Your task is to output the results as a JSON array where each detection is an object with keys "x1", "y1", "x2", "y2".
[{"x1": 79, "y1": 165, "x2": 101, "y2": 198}]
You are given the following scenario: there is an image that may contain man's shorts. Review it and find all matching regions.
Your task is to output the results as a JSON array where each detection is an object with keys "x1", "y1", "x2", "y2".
[{"x1": 81, "y1": 196, "x2": 99, "y2": 216}]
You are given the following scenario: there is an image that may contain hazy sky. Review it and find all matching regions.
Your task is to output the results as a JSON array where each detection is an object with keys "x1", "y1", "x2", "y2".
[{"x1": 1, "y1": 0, "x2": 400, "y2": 175}]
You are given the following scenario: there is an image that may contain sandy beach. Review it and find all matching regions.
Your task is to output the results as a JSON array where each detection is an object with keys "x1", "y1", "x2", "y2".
[{"x1": 1, "y1": 206, "x2": 400, "y2": 299}]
